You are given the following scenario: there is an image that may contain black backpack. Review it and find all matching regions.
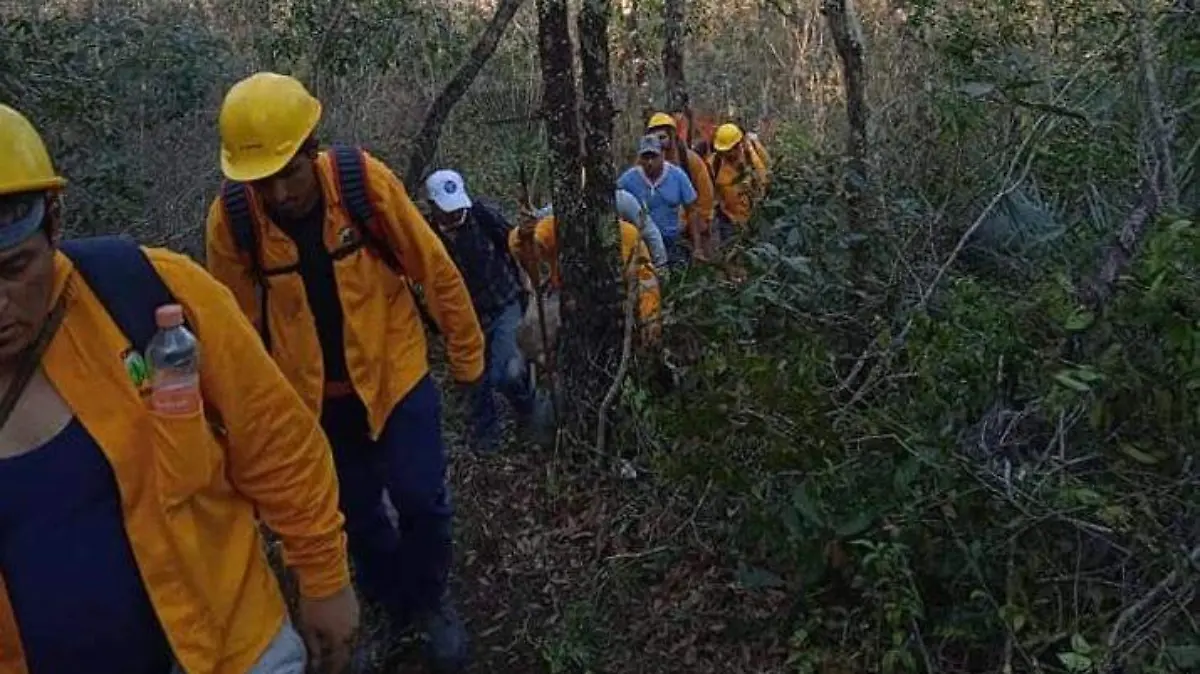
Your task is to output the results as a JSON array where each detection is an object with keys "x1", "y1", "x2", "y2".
[
  {"x1": 60, "y1": 235, "x2": 182, "y2": 359},
  {"x1": 218, "y1": 144, "x2": 438, "y2": 351}
]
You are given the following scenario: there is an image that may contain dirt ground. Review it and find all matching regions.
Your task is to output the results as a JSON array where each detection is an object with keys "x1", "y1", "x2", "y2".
[{"x1": 372, "y1": 430, "x2": 793, "y2": 674}]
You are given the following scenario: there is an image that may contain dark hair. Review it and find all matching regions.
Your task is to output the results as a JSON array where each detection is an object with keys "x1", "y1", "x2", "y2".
[{"x1": 300, "y1": 135, "x2": 320, "y2": 156}]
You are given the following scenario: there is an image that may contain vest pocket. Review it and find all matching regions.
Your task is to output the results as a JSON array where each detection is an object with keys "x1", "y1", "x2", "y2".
[{"x1": 147, "y1": 409, "x2": 225, "y2": 508}]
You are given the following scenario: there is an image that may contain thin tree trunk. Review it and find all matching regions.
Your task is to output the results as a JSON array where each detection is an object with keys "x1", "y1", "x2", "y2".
[
  {"x1": 663, "y1": 0, "x2": 688, "y2": 114},
  {"x1": 822, "y1": 0, "x2": 870, "y2": 236},
  {"x1": 404, "y1": 0, "x2": 527, "y2": 190}
]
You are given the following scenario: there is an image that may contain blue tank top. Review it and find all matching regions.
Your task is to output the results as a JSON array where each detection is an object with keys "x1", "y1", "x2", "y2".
[{"x1": 0, "y1": 418, "x2": 174, "y2": 674}]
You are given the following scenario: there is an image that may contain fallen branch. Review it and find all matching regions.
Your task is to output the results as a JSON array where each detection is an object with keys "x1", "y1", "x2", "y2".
[
  {"x1": 1105, "y1": 544, "x2": 1200, "y2": 656},
  {"x1": 596, "y1": 272, "x2": 638, "y2": 455}
]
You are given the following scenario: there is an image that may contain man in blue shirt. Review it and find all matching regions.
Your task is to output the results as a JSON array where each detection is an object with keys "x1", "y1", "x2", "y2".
[{"x1": 617, "y1": 135, "x2": 698, "y2": 267}]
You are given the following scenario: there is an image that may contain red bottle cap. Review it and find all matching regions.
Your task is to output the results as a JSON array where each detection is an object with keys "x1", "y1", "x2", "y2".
[{"x1": 155, "y1": 304, "x2": 185, "y2": 328}]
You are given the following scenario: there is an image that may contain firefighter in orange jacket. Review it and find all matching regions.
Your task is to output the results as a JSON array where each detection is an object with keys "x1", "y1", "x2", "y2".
[
  {"x1": 204, "y1": 73, "x2": 483, "y2": 673},
  {"x1": 0, "y1": 104, "x2": 357, "y2": 674},
  {"x1": 710, "y1": 122, "x2": 770, "y2": 244},
  {"x1": 508, "y1": 204, "x2": 662, "y2": 347}
]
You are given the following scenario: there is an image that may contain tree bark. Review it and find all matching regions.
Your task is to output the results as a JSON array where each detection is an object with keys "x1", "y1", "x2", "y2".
[
  {"x1": 404, "y1": 0, "x2": 528, "y2": 191},
  {"x1": 662, "y1": 0, "x2": 688, "y2": 114},
  {"x1": 822, "y1": 0, "x2": 870, "y2": 236}
]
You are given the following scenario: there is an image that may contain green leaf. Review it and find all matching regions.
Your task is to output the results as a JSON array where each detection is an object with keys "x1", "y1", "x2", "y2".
[
  {"x1": 1071, "y1": 633, "x2": 1093, "y2": 655},
  {"x1": 735, "y1": 565, "x2": 785, "y2": 590},
  {"x1": 1167, "y1": 645, "x2": 1200, "y2": 668},
  {"x1": 1118, "y1": 444, "x2": 1162, "y2": 465},
  {"x1": 958, "y1": 81, "x2": 996, "y2": 98},
  {"x1": 835, "y1": 511, "x2": 873, "y2": 538},
  {"x1": 1053, "y1": 371, "x2": 1091, "y2": 392},
  {"x1": 791, "y1": 484, "x2": 825, "y2": 528},
  {"x1": 1058, "y1": 652, "x2": 1092, "y2": 672},
  {"x1": 1064, "y1": 309, "x2": 1095, "y2": 331}
]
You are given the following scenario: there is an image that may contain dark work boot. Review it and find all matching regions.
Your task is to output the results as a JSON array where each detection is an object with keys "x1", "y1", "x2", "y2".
[{"x1": 420, "y1": 595, "x2": 469, "y2": 673}]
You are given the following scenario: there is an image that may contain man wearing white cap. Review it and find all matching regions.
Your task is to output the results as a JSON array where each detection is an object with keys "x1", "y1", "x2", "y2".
[{"x1": 425, "y1": 169, "x2": 552, "y2": 453}]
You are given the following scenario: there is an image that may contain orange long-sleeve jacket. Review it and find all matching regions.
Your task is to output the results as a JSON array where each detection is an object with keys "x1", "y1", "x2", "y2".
[
  {"x1": 710, "y1": 146, "x2": 768, "y2": 227},
  {"x1": 666, "y1": 145, "x2": 715, "y2": 234},
  {"x1": 507, "y1": 216, "x2": 662, "y2": 327},
  {"x1": 205, "y1": 150, "x2": 485, "y2": 438},
  {"x1": 0, "y1": 248, "x2": 349, "y2": 674}
]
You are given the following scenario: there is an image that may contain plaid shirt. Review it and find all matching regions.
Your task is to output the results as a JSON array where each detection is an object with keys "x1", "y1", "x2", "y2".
[{"x1": 439, "y1": 203, "x2": 523, "y2": 329}]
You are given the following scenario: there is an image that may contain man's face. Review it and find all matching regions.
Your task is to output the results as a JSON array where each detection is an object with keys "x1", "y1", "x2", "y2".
[
  {"x1": 253, "y1": 151, "x2": 321, "y2": 222},
  {"x1": 638, "y1": 151, "x2": 664, "y2": 177},
  {"x1": 0, "y1": 198, "x2": 57, "y2": 364},
  {"x1": 428, "y1": 204, "x2": 467, "y2": 236},
  {"x1": 651, "y1": 127, "x2": 675, "y2": 152}
]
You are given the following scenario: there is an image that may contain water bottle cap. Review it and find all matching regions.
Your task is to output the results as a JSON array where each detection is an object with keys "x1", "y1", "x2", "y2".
[{"x1": 155, "y1": 304, "x2": 185, "y2": 328}]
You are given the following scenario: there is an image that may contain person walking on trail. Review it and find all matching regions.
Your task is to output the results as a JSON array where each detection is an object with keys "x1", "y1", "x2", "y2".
[
  {"x1": 709, "y1": 123, "x2": 769, "y2": 245},
  {"x1": 423, "y1": 169, "x2": 553, "y2": 453},
  {"x1": 0, "y1": 104, "x2": 359, "y2": 674},
  {"x1": 204, "y1": 73, "x2": 482, "y2": 673},
  {"x1": 646, "y1": 112, "x2": 715, "y2": 260},
  {"x1": 615, "y1": 188, "x2": 668, "y2": 269},
  {"x1": 508, "y1": 198, "x2": 663, "y2": 348},
  {"x1": 617, "y1": 135, "x2": 699, "y2": 267}
]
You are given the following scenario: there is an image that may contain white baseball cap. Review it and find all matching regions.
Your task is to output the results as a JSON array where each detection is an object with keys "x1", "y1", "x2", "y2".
[{"x1": 425, "y1": 169, "x2": 472, "y2": 213}]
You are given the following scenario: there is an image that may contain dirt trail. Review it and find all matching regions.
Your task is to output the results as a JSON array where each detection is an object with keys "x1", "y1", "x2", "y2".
[{"x1": 377, "y1": 433, "x2": 792, "y2": 674}]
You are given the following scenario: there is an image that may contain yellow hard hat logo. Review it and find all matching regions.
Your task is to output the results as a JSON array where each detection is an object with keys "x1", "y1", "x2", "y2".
[
  {"x1": 0, "y1": 105, "x2": 67, "y2": 197},
  {"x1": 218, "y1": 72, "x2": 323, "y2": 182}
]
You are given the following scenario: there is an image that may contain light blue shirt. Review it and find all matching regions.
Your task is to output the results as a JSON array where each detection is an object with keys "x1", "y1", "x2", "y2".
[{"x1": 617, "y1": 163, "x2": 697, "y2": 241}]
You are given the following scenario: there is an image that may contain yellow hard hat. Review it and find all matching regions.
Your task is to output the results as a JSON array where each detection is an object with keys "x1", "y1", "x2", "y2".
[
  {"x1": 0, "y1": 105, "x2": 67, "y2": 196},
  {"x1": 646, "y1": 112, "x2": 677, "y2": 131},
  {"x1": 218, "y1": 72, "x2": 322, "y2": 182},
  {"x1": 712, "y1": 123, "x2": 744, "y2": 153}
]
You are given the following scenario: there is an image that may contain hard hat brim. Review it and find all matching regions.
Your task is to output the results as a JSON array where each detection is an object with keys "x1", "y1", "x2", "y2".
[
  {"x1": 0, "y1": 176, "x2": 66, "y2": 197},
  {"x1": 713, "y1": 140, "x2": 737, "y2": 152}
]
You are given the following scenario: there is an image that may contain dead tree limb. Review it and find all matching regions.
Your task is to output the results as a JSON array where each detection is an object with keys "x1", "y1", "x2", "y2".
[
  {"x1": 404, "y1": 0, "x2": 527, "y2": 190},
  {"x1": 1080, "y1": 180, "x2": 1161, "y2": 310},
  {"x1": 1129, "y1": 0, "x2": 1179, "y2": 210}
]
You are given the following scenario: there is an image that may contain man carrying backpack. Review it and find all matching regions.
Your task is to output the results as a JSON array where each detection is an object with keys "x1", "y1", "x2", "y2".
[
  {"x1": 0, "y1": 104, "x2": 358, "y2": 674},
  {"x1": 424, "y1": 169, "x2": 552, "y2": 454},
  {"x1": 204, "y1": 73, "x2": 483, "y2": 673}
]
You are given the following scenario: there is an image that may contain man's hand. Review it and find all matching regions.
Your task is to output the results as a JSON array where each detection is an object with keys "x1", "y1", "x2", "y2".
[{"x1": 299, "y1": 585, "x2": 360, "y2": 673}]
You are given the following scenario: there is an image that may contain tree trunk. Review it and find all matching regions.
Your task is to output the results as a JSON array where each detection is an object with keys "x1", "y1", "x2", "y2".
[
  {"x1": 575, "y1": 0, "x2": 621, "y2": 304},
  {"x1": 623, "y1": 0, "x2": 651, "y2": 121},
  {"x1": 822, "y1": 0, "x2": 870, "y2": 236},
  {"x1": 662, "y1": 0, "x2": 688, "y2": 114},
  {"x1": 404, "y1": 0, "x2": 528, "y2": 190},
  {"x1": 536, "y1": 0, "x2": 622, "y2": 440}
]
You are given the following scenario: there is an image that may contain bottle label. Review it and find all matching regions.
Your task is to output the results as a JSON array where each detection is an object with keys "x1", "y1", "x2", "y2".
[{"x1": 151, "y1": 381, "x2": 202, "y2": 417}]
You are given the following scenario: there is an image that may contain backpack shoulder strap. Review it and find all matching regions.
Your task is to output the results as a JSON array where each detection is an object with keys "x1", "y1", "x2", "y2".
[
  {"x1": 329, "y1": 144, "x2": 402, "y2": 274},
  {"x1": 329, "y1": 144, "x2": 442, "y2": 335},
  {"x1": 59, "y1": 235, "x2": 176, "y2": 355},
  {"x1": 220, "y1": 180, "x2": 259, "y2": 271}
]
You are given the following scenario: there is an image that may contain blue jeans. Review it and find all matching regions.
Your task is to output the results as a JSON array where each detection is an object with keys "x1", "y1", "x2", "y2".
[
  {"x1": 471, "y1": 300, "x2": 536, "y2": 451},
  {"x1": 321, "y1": 376, "x2": 452, "y2": 625},
  {"x1": 663, "y1": 235, "x2": 691, "y2": 268}
]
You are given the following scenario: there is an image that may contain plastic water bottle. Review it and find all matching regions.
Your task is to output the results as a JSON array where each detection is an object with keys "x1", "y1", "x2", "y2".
[{"x1": 146, "y1": 304, "x2": 201, "y2": 417}]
